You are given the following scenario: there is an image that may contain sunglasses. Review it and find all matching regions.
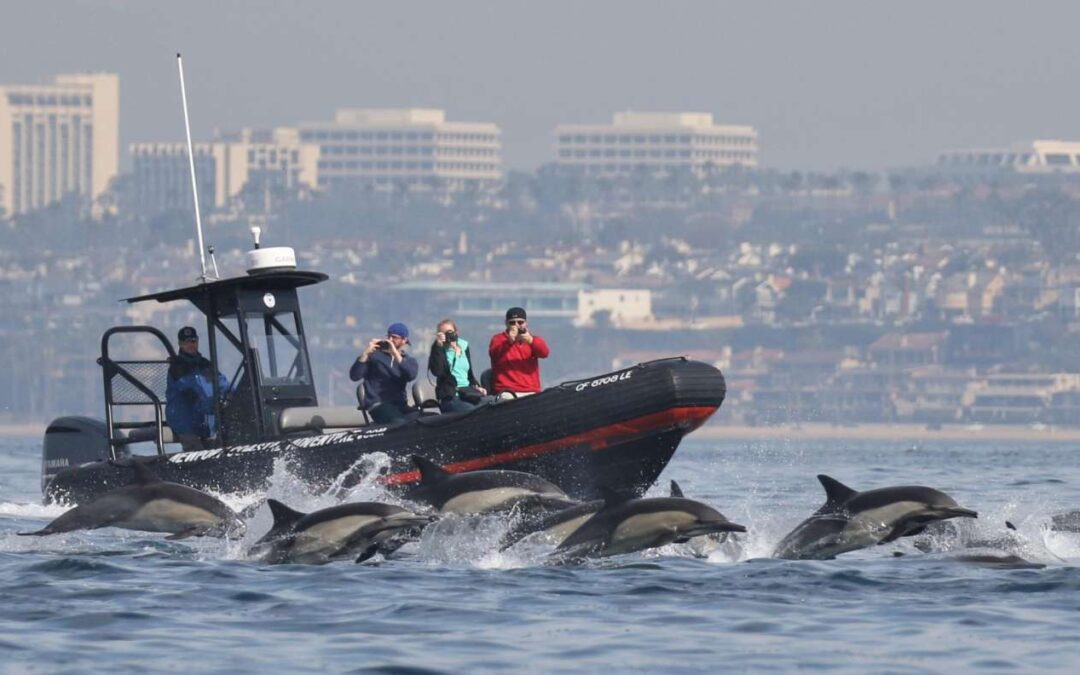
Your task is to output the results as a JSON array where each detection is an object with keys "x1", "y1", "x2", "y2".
[
  {"x1": 507, "y1": 320, "x2": 526, "y2": 326},
  {"x1": 181, "y1": 338, "x2": 198, "y2": 343}
]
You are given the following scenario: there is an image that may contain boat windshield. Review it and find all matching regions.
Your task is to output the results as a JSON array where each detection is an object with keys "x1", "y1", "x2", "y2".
[{"x1": 244, "y1": 311, "x2": 311, "y2": 385}]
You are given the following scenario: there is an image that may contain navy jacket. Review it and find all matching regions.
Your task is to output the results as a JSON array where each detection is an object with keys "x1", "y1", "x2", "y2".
[
  {"x1": 350, "y1": 349, "x2": 419, "y2": 411},
  {"x1": 166, "y1": 352, "x2": 229, "y2": 436}
]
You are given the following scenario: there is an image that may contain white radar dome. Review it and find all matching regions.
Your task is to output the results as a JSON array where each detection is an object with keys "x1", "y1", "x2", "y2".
[{"x1": 246, "y1": 246, "x2": 297, "y2": 274}]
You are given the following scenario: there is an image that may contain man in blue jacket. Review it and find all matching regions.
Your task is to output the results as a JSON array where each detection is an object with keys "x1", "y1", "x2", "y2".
[
  {"x1": 166, "y1": 326, "x2": 229, "y2": 450},
  {"x1": 350, "y1": 322, "x2": 419, "y2": 424}
]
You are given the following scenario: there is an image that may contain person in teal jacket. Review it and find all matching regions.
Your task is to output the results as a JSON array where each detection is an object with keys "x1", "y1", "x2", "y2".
[
  {"x1": 427, "y1": 319, "x2": 487, "y2": 413},
  {"x1": 166, "y1": 326, "x2": 228, "y2": 450}
]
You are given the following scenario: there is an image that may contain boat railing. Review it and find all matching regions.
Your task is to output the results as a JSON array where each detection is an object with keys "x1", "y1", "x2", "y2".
[
  {"x1": 556, "y1": 356, "x2": 688, "y2": 390},
  {"x1": 98, "y1": 326, "x2": 177, "y2": 459}
]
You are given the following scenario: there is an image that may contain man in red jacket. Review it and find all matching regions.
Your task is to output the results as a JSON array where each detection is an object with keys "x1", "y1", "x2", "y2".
[{"x1": 489, "y1": 306, "x2": 550, "y2": 398}]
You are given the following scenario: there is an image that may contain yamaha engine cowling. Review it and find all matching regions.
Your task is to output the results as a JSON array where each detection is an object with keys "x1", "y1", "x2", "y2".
[{"x1": 42, "y1": 416, "x2": 111, "y2": 495}]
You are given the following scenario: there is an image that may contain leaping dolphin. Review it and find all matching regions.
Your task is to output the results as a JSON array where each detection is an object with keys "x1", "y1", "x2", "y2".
[
  {"x1": 553, "y1": 487, "x2": 747, "y2": 560},
  {"x1": 773, "y1": 474, "x2": 978, "y2": 560},
  {"x1": 249, "y1": 499, "x2": 435, "y2": 565},
  {"x1": 19, "y1": 461, "x2": 244, "y2": 540},
  {"x1": 406, "y1": 455, "x2": 575, "y2": 515}
]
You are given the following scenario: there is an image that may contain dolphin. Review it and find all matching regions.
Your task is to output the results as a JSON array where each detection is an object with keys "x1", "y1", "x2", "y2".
[
  {"x1": 499, "y1": 499, "x2": 605, "y2": 551},
  {"x1": 406, "y1": 455, "x2": 575, "y2": 516},
  {"x1": 773, "y1": 474, "x2": 978, "y2": 560},
  {"x1": 553, "y1": 487, "x2": 747, "y2": 560},
  {"x1": 667, "y1": 480, "x2": 743, "y2": 560},
  {"x1": 19, "y1": 461, "x2": 244, "y2": 540},
  {"x1": 249, "y1": 499, "x2": 436, "y2": 565},
  {"x1": 910, "y1": 520, "x2": 1061, "y2": 567}
]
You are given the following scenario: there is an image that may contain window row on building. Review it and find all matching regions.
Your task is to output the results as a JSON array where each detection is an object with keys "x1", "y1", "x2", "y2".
[
  {"x1": 300, "y1": 130, "x2": 499, "y2": 145},
  {"x1": 558, "y1": 133, "x2": 754, "y2": 147},
  {"x1": 558, "y1": 148, "x2": 754, "y2": 160},
  {"x1": 6, "y1": 93, "x2": 93, "y2": 108}
]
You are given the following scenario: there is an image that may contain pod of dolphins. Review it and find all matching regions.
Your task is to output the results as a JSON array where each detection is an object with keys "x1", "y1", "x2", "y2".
[{"x1": 17, "y1": 455, "x2": 1080, "y2": 567}]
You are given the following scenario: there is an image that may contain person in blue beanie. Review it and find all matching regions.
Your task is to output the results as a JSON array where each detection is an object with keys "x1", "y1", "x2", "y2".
[{"x1": 350, "y1": 322, "x2": 419, "y2": 424}]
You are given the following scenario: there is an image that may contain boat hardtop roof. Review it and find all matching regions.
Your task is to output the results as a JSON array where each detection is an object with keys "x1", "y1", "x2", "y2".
[{"x1": 123, "y1": 270, "x2": 329, "y2": 305}]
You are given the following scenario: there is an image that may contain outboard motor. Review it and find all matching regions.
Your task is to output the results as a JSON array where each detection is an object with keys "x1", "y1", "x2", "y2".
[{"x1": 42, "y1": 416, "x2": 111, "y2": 495}]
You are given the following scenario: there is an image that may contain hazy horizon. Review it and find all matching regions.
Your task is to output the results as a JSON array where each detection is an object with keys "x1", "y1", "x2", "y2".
[{"x1": 2, "y1": 0, "x2": 1078, "y2": 171}]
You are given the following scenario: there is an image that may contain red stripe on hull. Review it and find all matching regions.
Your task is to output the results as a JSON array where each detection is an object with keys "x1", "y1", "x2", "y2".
[{"x1": 382, "y1": 404, "x2": 717, "y2": 486}]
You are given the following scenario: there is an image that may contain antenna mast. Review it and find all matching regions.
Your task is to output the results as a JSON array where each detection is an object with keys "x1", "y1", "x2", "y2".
[{"x1": 176, "y1": 52, "x2": 209, "y2": 282}]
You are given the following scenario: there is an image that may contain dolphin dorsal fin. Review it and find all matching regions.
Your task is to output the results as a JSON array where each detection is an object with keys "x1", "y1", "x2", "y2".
[
  {"x1": 412, "y1": 455, "x2": 451, "y2": 485},
  {"x1": 669, "y1": 480, "x2": 685, "y2": 498},
  {"x1": 598, "y1": 486, "x2": 633, "y2": 507},
  {"x1": 130, "y1": 461, "x2": 162, "y2": 484},
  {"x1": 266, "y1": 499, "x2": 306, "y2": 529},
  {"x1": 817, "y1": 474, "x2": 857, "y2": 507}
]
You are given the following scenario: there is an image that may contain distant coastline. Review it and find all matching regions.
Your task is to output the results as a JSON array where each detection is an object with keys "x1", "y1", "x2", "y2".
[
  {"x1": 699, "y1": 421, "x2": 1080, "y2": 442},
  {"x1": 0, "y1": 422, "x2": 46, "y2": 437}
]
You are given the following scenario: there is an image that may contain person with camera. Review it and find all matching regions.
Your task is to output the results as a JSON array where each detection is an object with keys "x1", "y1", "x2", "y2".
[
  {"x1": 428, "y1": 319, "x2": 487, "y2": 413},
  {"x1": 350, "y1": 322, "x2": 419, "y2": 424},
  {"x1": 488, "y1": 307, "x2": 550, "y2": 399}
]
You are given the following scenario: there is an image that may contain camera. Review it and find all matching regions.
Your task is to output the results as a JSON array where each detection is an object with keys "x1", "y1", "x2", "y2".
[
  {"x1": 444, "y1": 330, "x2": 458, "y2": 343},
  {"x1": 517, "y1": 326, "x2": 527, "y2": 335},
  {"x1": 376, "y1": 340, "x2": 390, "y2": 349}
]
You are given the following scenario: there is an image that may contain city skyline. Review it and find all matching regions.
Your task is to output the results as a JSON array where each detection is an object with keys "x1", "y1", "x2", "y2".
[{"x1": 2, "y1": 1, "x2": 1079, "y2": 172}]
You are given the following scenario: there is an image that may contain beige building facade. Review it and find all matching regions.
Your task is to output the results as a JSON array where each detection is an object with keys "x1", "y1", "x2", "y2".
[
  {"x1": 298, "y1": 108, "x2": 501, "y2": 192},
  {"x1": 554, "y1": 111, "x2": 758, "y2": 175},
  {"x1": 0, "y1": 72, "x2": 119, "y2": 216}
]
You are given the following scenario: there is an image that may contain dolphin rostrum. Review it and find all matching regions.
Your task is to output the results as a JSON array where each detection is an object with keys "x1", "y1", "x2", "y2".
[
  {"x1": 19, "y1": 461, "x2": 244, "y2": 540},
  {"x1": 553, "y1": 487, "x2": 747, "y2": 560},
  {"x1": 668, "y1": 480, "x2": 743, "y2": 559},
  {"x1": 773, "y1": 474, "x2": 978, "y2": 560},
  {"x1": 249, "y1": 499, "x2": 435, "y2": 565},
  {"x1": 406, "y1": 455, "x2": 575, "y2": 515}
]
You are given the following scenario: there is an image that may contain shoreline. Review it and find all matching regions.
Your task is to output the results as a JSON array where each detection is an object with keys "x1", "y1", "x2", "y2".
[
  {"x1": 698, "y1": 421, "x2": 1080, "y2": 442},
  {"x1": 0, "y1": 422, "x2": 45, "y2": 437}
]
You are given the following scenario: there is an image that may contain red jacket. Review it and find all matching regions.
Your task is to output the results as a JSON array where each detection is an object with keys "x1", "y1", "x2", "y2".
[{"x1": 488, "y1": 332, "x2": 550, "y2": 394}]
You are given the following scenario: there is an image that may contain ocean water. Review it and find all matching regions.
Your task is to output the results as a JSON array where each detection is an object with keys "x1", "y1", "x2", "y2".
[{"x1": 3, "y1": 433, "x2": 1080, "y2": 673}]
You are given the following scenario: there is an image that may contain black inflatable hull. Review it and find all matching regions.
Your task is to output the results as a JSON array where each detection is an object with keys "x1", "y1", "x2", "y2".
[{"x1": 44, "y1": 358, "x2": 725, "y2": 504}]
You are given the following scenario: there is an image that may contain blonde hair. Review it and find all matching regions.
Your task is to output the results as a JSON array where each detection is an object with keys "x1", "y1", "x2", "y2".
[{"x1": 437, "y1": 318, "x2": 458, "y2": 332}]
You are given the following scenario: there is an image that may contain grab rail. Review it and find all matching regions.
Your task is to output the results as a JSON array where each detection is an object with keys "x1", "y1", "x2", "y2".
[{"x1": 99, "y1": 326, "x2": 176, "y2": 459}]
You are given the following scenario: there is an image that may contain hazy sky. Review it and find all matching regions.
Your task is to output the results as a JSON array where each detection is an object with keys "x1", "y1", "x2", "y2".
[{"x1": 2, "y1": 0, "x2": 1078, "y2": 171}]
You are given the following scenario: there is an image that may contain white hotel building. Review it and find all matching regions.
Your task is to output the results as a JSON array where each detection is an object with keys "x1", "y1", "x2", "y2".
[
  {"x1": 298, "y1": 108, "x2": 502, "y2": 192},
  {"x1": 937, "y1": 140, "x2": 1080, "y2": 173},
  {"x1": 0, "y1": 73, "x2": 119, "y2": 216},
  {"x1": 554, "y1": 112, "x2": 758, "y2": 175}
]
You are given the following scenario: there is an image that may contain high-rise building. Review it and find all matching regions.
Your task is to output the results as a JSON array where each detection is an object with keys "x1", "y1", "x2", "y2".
[
  {"x1": 554, "y1": 111, "x2": 758, "y2": 175},
  {"x1": 129, "y1": 127, "x2": 319, "y2": 215},
  {"x1": 298, "y1": 108, "x2": 502, "y2": 192},
  {"x1": 0, "y1": 72, "x2": 118, "y2": 216}
]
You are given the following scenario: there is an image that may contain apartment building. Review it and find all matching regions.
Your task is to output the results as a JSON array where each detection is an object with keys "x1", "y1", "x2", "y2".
[
  {"x1": 298, "y1": 108, "x2": 501, "y2": 192},
  {"x1": 0, "y1": 72, "x2": 118, "y2": 215},
  {"x1": 554, "y1": 111, "x2": 758, "y2": 175}
]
